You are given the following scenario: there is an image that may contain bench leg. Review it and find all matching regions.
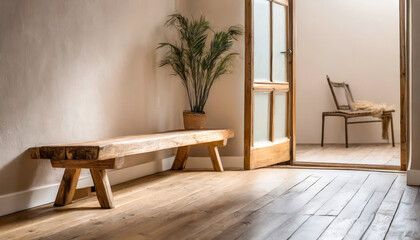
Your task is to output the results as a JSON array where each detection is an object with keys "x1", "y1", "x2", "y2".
[
  {"x1": 171, "y1": 146, "x2": 191, "y2": 170},
  {"x1": 54, "y1": 168, "x2": 81, "y2": 206},
  {"x1": 208, "y1": 145, "x2": 224, "y2": 172},
  {"x1": 90, "y1": 169, "x2": 114, "y2": 209}
]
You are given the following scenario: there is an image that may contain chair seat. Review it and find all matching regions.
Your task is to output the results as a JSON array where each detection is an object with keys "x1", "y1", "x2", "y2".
[{"x1": 323, "y1": 109, "x2": 395, "y2": 118}]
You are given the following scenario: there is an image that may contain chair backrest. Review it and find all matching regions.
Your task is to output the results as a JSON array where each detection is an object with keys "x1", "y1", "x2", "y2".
[{"x1": 326, "y1": 75, "x2": 355, "y2": 110}]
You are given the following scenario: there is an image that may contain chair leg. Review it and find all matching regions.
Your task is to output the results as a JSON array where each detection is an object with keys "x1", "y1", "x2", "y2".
[
  {"x1": 390, "y1": 115, "x2": 395, "y2": 147},
  {"x1": 344, "y1": 117, "x2": 349, "y2": 148},
  {"x1": 321, "y1": 114, "x2": 325, "y2": 147}
]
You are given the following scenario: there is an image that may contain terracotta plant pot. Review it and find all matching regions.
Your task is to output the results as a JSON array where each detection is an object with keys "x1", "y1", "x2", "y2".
[{"x1": 183, "y1": 111, "x2": 207, "y2": 130}]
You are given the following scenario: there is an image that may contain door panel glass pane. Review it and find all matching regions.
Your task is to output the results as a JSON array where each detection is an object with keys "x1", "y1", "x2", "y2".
[
  {"x1": 254, "y1": 92, "x2": 270, "y2": 143},
  {"x1": 274, "y1": 93, "x2": 287, "y2": 139},
  {"x1": 272, "y1": 3, "x2": 287, "y2": 83},
  {"x1": 254, "y1": 0, "x2": 270, "y2": 83}
]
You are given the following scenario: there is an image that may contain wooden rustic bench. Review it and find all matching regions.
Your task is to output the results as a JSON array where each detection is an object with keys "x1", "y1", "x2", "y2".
[{"x1": 30, "y1": 129, "x2": 234, "y2": 209}]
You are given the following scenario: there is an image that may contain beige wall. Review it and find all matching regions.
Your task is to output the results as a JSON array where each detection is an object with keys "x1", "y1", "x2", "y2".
[
  {"x1": 0, "y1": 0, "x2": 186, "y2": 197},
  {"x1": 296, "y1": 0, "x2": 401, "y2": 144},
  {"x1": 0, "y1": 0, "x2": 246, "y2": 215},
  {"x1": 411, "y1": 0, "x2": 420, "y2": 170},
  {"x1": 178, "y1": 0, "x2": 245, "y2": 158}
]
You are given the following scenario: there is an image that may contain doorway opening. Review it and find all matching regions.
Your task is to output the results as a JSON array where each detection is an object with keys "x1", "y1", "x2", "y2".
[
  {"x1": 293, "y1": 0, "x2": 406, "y2": 170},
  {"x1": 245, "y1": 0, "x2": 408, "y2": 171}
]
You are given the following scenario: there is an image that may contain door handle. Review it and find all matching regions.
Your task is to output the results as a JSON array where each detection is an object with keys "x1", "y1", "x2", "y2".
[{"x1": 281, "y1": 49, "x2": 293, "y2": 54}]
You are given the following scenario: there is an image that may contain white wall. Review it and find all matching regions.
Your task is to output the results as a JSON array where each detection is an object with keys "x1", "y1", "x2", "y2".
[
  {"x1": 0, "y1": 0, "x2": 187, "y2": 215},
  {"x1": 296, "y1": 0, "x2": 401, "y2": 144}
]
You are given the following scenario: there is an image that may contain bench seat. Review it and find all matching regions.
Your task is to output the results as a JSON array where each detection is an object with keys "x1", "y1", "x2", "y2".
[{"x1": 30, "y1": 129, "x2": 234, "y2": 208}]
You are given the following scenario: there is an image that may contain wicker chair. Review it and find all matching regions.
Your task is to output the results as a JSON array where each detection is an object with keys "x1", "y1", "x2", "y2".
[{"x1": 321, "y1": 75, "x2": 395, "y2": 148}]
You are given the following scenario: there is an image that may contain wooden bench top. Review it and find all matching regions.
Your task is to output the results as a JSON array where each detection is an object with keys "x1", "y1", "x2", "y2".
[
  {"x1": 32, "y1": 129, "x2": 234, "y2": 209},
  {"x1": 31, "y1": 129, "x2": 234, "y2": 161}
]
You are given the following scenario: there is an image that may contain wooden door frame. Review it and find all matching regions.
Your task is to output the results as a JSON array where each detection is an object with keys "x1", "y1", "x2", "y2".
[
  {"x1": 400, "y1": 0, "x2": 408, "y2": 171},
  {"x1": 244, "y1": 0, "x2": 294, "y2": 170},
  {"x1": 245, "y1": 0, "x2": 408, "y2": 171}
]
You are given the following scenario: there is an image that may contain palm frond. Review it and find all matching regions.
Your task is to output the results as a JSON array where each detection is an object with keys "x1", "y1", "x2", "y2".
[
  {"x1": 158, "y1": 13, "x2": 243, "y2": 113},
  {"x1": 227, "y1": 25, "x2": 244, "y2": 40}
]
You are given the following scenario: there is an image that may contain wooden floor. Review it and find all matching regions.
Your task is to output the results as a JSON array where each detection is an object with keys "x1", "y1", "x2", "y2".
[
  {"x1": 296, "y1": 144, "x2": 400, "y2": 166},
  {"x1": 0, "y1": 168, "x2": 418, "y2": 240}
]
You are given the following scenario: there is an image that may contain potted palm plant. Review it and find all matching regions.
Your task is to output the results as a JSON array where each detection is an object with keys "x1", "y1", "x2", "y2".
[{"x1": 158, "y1": 14, "x2": 242, "y2": 130}]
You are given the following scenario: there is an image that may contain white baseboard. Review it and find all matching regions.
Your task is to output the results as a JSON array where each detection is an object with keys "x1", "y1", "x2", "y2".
[
  {"x1": 0, "y1": 183, "x2": 60, "y2": 217},
  {"x1": 407, "y1": 169, "x2": 420, "y2": 186},
  {"x1": 0, "y1": 157, "x2": 175, "y2": 217},
  {"x1": 0, "y1": 155, "x2": 243, "y2": 217}
]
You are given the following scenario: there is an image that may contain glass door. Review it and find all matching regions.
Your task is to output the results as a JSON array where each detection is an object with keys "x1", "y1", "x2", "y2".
[{"x1": 245, "y1": 0, "x2": 294, "y2": 169}]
